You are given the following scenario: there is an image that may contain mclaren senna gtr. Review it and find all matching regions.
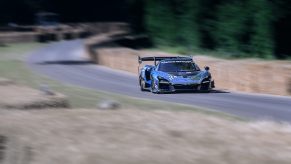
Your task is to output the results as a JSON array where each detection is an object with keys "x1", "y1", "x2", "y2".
[{"x1": 138, "y1": 56, "x2": 215, "y2": 93}]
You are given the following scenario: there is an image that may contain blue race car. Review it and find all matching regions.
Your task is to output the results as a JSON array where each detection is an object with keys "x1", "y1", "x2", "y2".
[{"x1": 138, "y1": 56, "x2": 215, "y2": 93}]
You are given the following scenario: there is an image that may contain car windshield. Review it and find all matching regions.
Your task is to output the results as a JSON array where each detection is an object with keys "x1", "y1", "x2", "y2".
[{"x1": 158, "y1": 61, "x2": 199, "y2": 72}]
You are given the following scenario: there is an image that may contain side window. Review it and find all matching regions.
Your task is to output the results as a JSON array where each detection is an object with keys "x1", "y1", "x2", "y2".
[{"x1": 145, "y1": 66, "x2": 154, "y2": 80}]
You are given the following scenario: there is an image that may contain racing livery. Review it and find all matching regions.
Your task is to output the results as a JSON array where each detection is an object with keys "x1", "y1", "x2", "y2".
[{"x1": 138, "y1": 56, "x2": 215, "y2": 93}]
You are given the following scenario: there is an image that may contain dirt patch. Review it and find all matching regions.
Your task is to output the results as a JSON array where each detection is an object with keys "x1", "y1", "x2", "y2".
[
  {"x1": 0, "y1": 80, "x2": 69, "y2": 109},
  {"x1": 0, "y1": 109, "x2": 291, "y2": 164},
  {"x1": 0, "y1": 78, "x2": 14, "y2": 86},
  {"x1": 195, "y1": 56, "x2": 291, "y2": 95},
  {"x1": 95, "y1": 48, "x2": 140, "y2": 73},
  {"x1": 0, "y1": 135, "x2": 7, "y2": 163},
  {"x1": 288, "y1": 78, "x2": 291, "y2": 95}
]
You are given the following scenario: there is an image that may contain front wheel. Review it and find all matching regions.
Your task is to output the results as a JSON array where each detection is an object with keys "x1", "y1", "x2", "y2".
[
  {"x1": 200, "y1": 81, "x2": 211, "y2": 92},
  {"x1": 151, "y1": 79, "x2": 160, "y2": 94}
]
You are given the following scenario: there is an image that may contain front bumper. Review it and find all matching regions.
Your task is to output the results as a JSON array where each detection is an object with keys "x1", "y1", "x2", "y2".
[{"x1": 157, "y1": 79, "x2": 214, "y2": 92}]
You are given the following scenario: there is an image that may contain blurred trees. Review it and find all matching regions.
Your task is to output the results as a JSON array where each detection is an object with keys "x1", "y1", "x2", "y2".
[
  {"x1": 145, "y1": 0, "x2": 199, "y2": 50},
  {"x1": 144, "y1": 0, "x2": 291, "y2": 58},
  {"x1": 0, "y1": 0, "x2": 290, "y2": 58}
]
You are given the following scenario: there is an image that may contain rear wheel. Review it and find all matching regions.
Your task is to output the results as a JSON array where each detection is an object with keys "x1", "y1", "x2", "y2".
[{"x1": 139, "y1": 78, "x2": 146, "y2": 91}]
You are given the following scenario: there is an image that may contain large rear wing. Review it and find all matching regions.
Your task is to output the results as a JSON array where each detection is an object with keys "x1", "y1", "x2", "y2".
[{"x1": 138, "y1": 56, "x2": 193, "y2": 66}]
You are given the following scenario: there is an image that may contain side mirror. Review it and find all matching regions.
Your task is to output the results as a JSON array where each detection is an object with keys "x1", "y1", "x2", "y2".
[{"x1": 205, "y1": 66, "x2": 210, "y2": 71}]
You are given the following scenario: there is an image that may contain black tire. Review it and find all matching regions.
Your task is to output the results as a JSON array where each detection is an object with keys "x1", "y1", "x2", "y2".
[
  {"x1": 200, "y1": 82, "x2": 211, "y2": 92},
  {"x1": 139, "y1": 79, "x2": 146, "y2": 91},
  {"x1": 151, "y1": 79, "x2": 160, "y2": 94}
]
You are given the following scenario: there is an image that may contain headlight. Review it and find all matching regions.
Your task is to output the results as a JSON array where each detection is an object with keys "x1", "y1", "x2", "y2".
[
  {"x1": 157, "y1": 76, "x2": 170, "y2": 83},
  {"x1": 157, "y1": 76, "x2": 164, "y2": 80},
  {"x1": 159, "y1": 79, "x2": 169, "y2": 84},
  {"x1": 168, "y1": 75, "x2": 176, "y2": 81}
]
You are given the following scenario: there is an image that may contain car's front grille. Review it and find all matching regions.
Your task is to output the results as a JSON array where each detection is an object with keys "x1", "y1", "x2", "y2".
[
  {"x1": 174, "y1": 84, "x2": 198, "y2": 90},
  {"x1": 159, "y1": 83, "x2": 170, "y2": 90}
]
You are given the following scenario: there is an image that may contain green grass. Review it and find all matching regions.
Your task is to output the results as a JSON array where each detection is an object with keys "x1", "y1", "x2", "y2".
[
  {"x1": 0, "y1": 42, "x2": 240, "y2": 120},
  {"x1": 0, "y1": 42, "x2": 43, "y2": 61}
]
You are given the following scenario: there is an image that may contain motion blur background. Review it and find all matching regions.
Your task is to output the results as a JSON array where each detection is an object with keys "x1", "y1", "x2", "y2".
[
  {"x1": 1, "y1": 1, "x2": 291, "y2": 164},
  {"x1": 1, "y1": 0, "x2": 291, "y2": 59}
]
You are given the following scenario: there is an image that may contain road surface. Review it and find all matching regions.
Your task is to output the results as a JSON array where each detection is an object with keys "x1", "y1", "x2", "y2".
[{"x1": 27, "y1": 40, "x2": 291, "y2": 122}]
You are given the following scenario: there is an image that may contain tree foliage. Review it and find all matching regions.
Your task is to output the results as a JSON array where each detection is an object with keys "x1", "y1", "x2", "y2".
[
  {"x1": 144, "y1": 0, "x2": 291, "y2": 58},
  {"x1": 0, "y1": 0, "x2": 290, "y2": 58}
]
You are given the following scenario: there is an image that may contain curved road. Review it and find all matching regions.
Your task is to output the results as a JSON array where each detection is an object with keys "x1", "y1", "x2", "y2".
[{"x1": 27, "y1": 40, "x2": 291, "y2": 122}]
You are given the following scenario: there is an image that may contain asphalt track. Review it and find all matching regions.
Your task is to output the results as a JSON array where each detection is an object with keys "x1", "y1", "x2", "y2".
[{"x1": 27, "y1": 40, "x2": 291, "y2": 122}]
